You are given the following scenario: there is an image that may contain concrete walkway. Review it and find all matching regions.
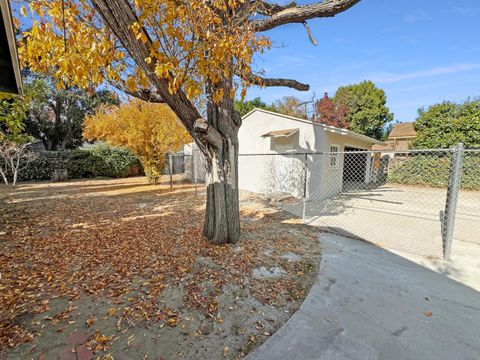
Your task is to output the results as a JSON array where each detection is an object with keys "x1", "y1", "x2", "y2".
[{"x1": 247, "y1": 234, "x2": 480, "y2": 360}]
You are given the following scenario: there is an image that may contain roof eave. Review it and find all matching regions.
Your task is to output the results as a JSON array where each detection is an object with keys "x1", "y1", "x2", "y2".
[
  {"x1": 243, "y1": 108, "x2": 384, "y2": 145},
  {"x1": 315, "y1": 122, "x2": 385, "y2": 145},
  {"x1": 388, "y1": 135, "x2": 417, "y2": 140},
  {"x1": 0, "y1": 0, "x2": 23, "y2": 95}
]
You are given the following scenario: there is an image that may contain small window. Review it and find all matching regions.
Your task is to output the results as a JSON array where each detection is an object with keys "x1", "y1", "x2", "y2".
[{"x1": 330, "y1": 145, "x2": 339, "y2": 167}]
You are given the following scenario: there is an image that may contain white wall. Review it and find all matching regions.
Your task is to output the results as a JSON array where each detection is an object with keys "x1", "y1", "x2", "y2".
[
  {"x1": 314, "y1": 132, "x2": 374, "y2": 199},
  {"x1": 238, "y1": 154, "x2": 306, "y2": 198},
  {"x1": 238, "y1": 110, "x2": 322, "y2": 198}
]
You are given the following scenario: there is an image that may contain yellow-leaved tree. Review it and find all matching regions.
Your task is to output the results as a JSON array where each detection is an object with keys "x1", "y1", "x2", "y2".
[
  {"x1": 17, "y1": 0, "x2": 361, "y2": 243},
  {"x1": 84, "y1": 100, "x2": 190, "y2": 183}
]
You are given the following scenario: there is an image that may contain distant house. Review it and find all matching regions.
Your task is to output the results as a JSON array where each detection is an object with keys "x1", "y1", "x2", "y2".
[
  {"x1": 388, "y1": 123, "x2": 417, "y2": 150},
  {"x1": 373, "y1": 122, "x2": 417, "y2": 151},
  {"x1": 0, "y1": 0, "x2": 23, "y2": 94}
]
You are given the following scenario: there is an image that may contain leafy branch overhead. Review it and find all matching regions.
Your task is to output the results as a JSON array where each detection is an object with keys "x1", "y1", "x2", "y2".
[{"x1": 18, "y1": 0, "x2": 359, "y2": 124}]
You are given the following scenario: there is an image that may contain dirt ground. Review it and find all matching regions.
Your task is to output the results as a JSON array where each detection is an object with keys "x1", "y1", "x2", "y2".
[{"x1": 0, "y1": 177, "x2": 321, "y2": 360}]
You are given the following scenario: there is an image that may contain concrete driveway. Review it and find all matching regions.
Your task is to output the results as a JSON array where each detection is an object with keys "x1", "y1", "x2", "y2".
[
  {"x1": 282, "y1": 184, "x2": 480, "y2": 258},
  {"x1": 247, "y1": 234, "x2": 480, "y2": 360}
]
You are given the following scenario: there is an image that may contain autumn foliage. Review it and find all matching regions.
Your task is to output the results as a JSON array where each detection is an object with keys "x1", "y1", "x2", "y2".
[
  {"x1": 83, "y1": 100, "x2": 190, "y2": 182},
  {"x1": 17, "y1": 0, "x2": 270, "y2": 101},
  {"x1": 314, "y1": 92, "x2": 349, "y2": 128}
]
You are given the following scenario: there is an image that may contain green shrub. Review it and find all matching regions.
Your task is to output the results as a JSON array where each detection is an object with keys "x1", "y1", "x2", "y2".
[
  {"x1": 388, "y1": 153, "x2": 480, "y2": 190},
  {"x1": 12, "y1": 144, "x2": 142, "y2": 181},
  {"x1": 86, "y1": 144, "x2": 141, "y2": 178},
  {"x1": 66, "y1": 149, "x2": 105, "y2": 178},
  {"x1": 19, "y1": 152, "x2": 68, "y2": 181}
]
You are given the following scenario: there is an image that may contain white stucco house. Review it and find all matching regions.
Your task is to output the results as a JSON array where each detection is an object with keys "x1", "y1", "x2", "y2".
[
  {"x1": 185, "y1": 108, "x2": 384, "y2": 201},
  {"x1": 237, "y1": 109, "x2": 384, "y2": 201}
]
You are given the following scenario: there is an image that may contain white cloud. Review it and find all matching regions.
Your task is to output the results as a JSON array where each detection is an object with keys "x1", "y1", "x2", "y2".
[
  {"x1": 403, "y1": 10, "x2": 431, "y2": 23},
  {"x1": 370, "y1": 63, "x2": 480, "y2": 84},
  {"x1": 452, "y1": 6, "x2": 478, "y2": 16},
  {"x1": 261, "y1": 54, "x2": 317, "y2": 73}
]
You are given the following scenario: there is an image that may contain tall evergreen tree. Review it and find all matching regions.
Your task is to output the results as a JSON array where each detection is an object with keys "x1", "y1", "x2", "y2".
[{"x1": 334, "y1": 80, "x2": 393, "y2": 140}]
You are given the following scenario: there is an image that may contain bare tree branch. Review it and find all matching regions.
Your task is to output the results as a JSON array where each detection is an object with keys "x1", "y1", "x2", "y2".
[
  {"x1": 254, "y1": 1, "x2": 297, "y2": 16},
  {"x1": 252, "y1": 0, "x2": 361, "y2": 32},
  {"x1": 0, "y1": 141, "x2": 37, "y2": 188},
  {"x1": 242, "y1": 72, "x2": 310, "y2": 91},
  {"x1": 303, "y1": 21, "x2": 318, "y2": 45},
  {"x1": 104, "y1": 74, "x2": 165, "y2": 103}
]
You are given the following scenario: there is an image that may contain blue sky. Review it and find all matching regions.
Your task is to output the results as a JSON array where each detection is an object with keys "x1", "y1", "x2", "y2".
[{"x1": 247, "y1": 0, "x2": 480, "y2": 122}]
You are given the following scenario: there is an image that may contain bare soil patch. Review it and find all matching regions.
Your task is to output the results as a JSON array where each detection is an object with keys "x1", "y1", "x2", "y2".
[{"x1": 0, "y1": 177, "x2": 320, "y2": 359}]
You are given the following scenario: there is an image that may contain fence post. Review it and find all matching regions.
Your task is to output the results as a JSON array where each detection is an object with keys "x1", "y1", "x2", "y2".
[
  {"x1": 302, "y1": 153, "x2": 308, "y2": 223},
  {"x1": 192, "y1": 150, "x2": 197, "y2": 195},
  {"x1": 442, "y1": 143, "x2": 465, "y2": 260},
  {"x1": 168, "y1": 153, "x2": 173, "y2": 189}
]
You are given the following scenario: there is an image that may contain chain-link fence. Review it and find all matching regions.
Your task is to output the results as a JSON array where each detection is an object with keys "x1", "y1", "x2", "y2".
[
  {"x1": 166, "y1": 145, "x2": 480, "y2": 259},
  {"x1": 454, "y1": 149, "x2": 480, "y2": 256}
]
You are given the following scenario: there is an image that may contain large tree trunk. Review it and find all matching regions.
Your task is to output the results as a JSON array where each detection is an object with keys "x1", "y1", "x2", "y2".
[
  {"x1": 202, "y1": 124, "x2": 240, "y2": 244},
  {"x1": 200, "y1": 89, "x2": 241, "y2": 244}
]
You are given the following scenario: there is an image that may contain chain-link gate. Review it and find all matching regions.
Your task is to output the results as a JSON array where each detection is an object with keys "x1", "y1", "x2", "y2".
[
  {"x1": 167, "y1": 145, "x2": 480, "y2": 259},
  {"x1": 454, "y1": 148, "x2": 480, "y2": 257}
]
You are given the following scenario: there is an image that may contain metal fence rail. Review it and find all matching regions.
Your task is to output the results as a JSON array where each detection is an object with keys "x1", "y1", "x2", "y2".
[{"x1": 167, "y1": 145, "x2": 480, "y2": 259}]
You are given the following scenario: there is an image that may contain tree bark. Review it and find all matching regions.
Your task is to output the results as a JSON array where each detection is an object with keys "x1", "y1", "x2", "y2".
[
  {"x1": 252, "y1": 0, "x2": 361, "y2": 32},
  {"x1": 192, "y1": 91, "x2": 243, "y2": 245},
  {"x1": 202, "y1": 106, "x2": 241, "y2": 244},
  {"x1": 12, "y1": 151, "x2": 20, "y2": 188}
]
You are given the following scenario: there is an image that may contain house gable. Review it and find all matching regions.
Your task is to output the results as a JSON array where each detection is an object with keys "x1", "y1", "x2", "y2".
[{"x1": 388, "y1": 122, "x2": 417, "y2": 140}]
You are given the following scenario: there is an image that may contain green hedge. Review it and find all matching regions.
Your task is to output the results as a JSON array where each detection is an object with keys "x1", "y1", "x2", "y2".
[
  {"x1": 19, "y1": 152, "x2": 68, "y2": 181},
  {"x1": 388, "y1": 153, "x2": 480, "y2": 190},
  {"x1": 88, "y1": 145, "x2": 142, "y2": 178},
  {"x1": 16, "y1": 144, "x2": 142, "y2": 181}
]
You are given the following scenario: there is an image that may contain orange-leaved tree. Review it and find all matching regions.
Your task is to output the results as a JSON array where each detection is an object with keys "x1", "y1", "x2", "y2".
[
  {"x1": 84, "y1": 100, "x2": 190, "y2": 183},
  {"x1": 17, "y1": 0, "x2": 361, "y2": 243}
]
